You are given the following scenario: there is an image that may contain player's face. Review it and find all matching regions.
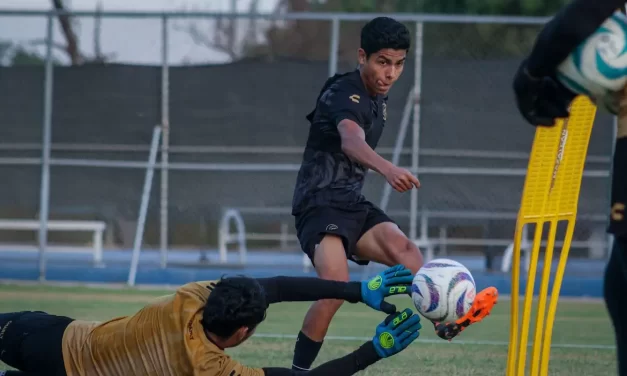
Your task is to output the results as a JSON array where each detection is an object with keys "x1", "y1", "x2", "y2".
[{"x1": 359, "y1": 48, "x2": 407, "y2": 95}]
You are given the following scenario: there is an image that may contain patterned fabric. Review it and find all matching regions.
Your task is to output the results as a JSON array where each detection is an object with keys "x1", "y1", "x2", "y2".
[
  {"x1": 292, "y1": 69, "x2": 388, "y2": 215},
  {"x1": 61, "y1": 281, "x2": 264, "y2": 376}
]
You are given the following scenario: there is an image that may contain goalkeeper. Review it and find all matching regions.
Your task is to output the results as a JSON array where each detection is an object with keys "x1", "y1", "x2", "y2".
[
  {"x1": 512, "y1": 1, "x2": 627, "y2": 374},
  {"x1": 0, "y1": 265, "x2": 420, "y2": 376}
]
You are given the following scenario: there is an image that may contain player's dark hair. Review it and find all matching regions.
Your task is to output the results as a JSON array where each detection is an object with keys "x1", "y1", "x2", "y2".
[
  {"x1": 360, "y1": 17, "x2": 411, "y2": 57},
  {"x1": 201, "y1": 276, "x2": 267, "y2": 339}
]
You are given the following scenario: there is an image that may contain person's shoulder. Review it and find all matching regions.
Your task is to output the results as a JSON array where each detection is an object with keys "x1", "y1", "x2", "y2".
[
  {"x1": 197, "y1": 350, "x2": 265, "y2": 376},
  {"x1": 319, "y1": 70, "x2": 369, "y2": 111},
  {"x1": 327, "y1": 69, "x2": 366, "y2": 95},
  {"x1": 176, "y1": 280, "x2": 220, "y2": 302},
  {"x1": 192, "y1": 333, "x2": 265, "y2": 376}
]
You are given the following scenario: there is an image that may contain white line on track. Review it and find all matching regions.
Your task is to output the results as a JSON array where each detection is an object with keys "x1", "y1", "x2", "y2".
[{"x1": 253, "y1": 333, "x2": 616, "y2": 350}]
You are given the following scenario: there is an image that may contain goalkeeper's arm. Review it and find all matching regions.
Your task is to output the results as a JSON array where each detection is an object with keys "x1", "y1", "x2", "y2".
[
  {"x1": 255, "y1": 276, "x2": 363, "y2": 304},
  {"x1": 261, "y1": 309, "x2": 420, "y2": 376},
  {"x1": 255, "y1": 264, "x2": 413, "y2": 313},
  {"x1": 262, "y1": 341, "x2": 382, "y2": 376},
  {"x1": 525, "y1": 0, "x2": 626, "y2": 78}
]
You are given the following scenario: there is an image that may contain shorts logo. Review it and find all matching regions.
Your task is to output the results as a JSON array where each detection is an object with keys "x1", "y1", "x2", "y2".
[
  {"x1": 0, "y1": 321, "x2": 11, "y2": 340},
  {"x1": 326, "y1": 224, "x2": 338, "y2": 231}
]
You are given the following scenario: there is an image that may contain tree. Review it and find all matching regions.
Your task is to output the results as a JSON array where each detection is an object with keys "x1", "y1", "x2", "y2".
[
  {"x1": 242, "y1": 0, "x2": 567, "y2": 61},
  {"x1": 0, "y1": 40, "x2": 63, "y2": 66},
  {"x1": 178, "y1": 0, "x2": 568, "y2": 64},
  {"x1": 175, "y1": 0, "x2": 264, "y2": 62},
  {"x1": 38, "y1": 0, "x2": 114, "y2": 65},
  {"x1": 52, "y1": 0, "x2": 83, "y2": 65}
]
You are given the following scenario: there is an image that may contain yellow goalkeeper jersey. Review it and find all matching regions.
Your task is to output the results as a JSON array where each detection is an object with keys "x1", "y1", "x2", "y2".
[{"x1": 61, "y1": 280, "x2": 265, "y2": 376}]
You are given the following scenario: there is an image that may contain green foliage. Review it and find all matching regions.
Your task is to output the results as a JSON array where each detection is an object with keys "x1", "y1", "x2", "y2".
[
  {"x1": 308, "y1": 0, "x2": 570, "y2": 16},
  {"x1": 244, "y1": 0, "x2": 563, "y2": 62},
  {"x1": 0, "y1": 40, "x2": 59, "y2": 66}
]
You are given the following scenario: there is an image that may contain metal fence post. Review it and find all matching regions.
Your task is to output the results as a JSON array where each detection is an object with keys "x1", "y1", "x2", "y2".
[
  {"x1": 38, "y1": 12, "x2": 55, "y2": 281},
  {"x1": 328, "y1": 17, "x2": 340, "y2": 76},
  {"x1": 608, "y1": 115, "x2": 618, "y2": 258},
  {"x1": 409, "y1": 22, "x2": 424, "y2": 240},
  {"x1": 160, "y1": 14, "x2": 170, "y2": 268}
]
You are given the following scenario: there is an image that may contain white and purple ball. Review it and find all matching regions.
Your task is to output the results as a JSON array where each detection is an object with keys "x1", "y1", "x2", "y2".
[{"x1": 411, "y1": 258, "x2": 476, "y2": 323}]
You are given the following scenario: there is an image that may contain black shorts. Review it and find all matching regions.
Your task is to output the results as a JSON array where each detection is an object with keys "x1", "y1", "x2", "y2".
[
  {"x1": 294, "y1": 200, "x2": 394, "y2": 266},
  {"x1": 0, "y1": 311, "x2": 72, "y2": 376}
]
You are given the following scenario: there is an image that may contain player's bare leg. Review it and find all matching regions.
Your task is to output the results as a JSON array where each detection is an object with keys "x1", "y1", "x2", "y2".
[
  {"x1": 354, "y1": 222, "x2": 424, "y2": 274},
  {"x1": 292, "y1": 235, "x2": 350, "y2": 371}
]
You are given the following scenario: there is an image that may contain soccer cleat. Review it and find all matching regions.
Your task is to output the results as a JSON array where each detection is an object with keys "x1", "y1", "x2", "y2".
[{"x1": 433, "y1": 286, "x2": 499, "y2": 341}]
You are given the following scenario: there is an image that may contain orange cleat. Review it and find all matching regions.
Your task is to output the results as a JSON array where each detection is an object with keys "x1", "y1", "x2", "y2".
[{"x1": 433, "y1": 286, "x2": 499, "y2": 341}]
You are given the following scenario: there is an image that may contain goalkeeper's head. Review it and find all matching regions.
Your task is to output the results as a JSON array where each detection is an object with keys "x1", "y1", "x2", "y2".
[{"x1": 201, "y1": 276, "x2": 267, "y2": 348}]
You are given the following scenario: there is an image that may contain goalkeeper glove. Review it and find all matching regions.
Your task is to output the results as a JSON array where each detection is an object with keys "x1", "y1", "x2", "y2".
[
  {"x1": 361, "y1": 264, "x2": 413, "y2": 314},
  {"x1": 372, "y1": 308, "x2": 422, "y2": 358},
  {"x1": 512, "y1": 58, "x2": 576, "y2": 127}
]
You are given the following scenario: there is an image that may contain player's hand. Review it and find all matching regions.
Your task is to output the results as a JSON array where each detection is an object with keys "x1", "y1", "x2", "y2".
[
  {"x1": 512, "y1": 58, "x2": 576, "y2": 127},
  {"x1": 372, "y1": 308, "x2": 421, "y2": 358},
  {"x1": 361, "y1": 264, "x2": 413, "y2": 314},
  {"x1": 595, "y1": 90, "x2": 621, "y2": 115},
  {"x1": 384, "y1": 165, "x2": 420, "y2": 193}
]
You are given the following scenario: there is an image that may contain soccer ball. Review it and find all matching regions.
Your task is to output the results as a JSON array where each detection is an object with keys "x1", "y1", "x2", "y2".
[
  {"x1": 411, "y1": 258, "x2": 476, "y2": 323},
  {"x1": 556, "y1": 11, "x2": 627, "y2": 112}
]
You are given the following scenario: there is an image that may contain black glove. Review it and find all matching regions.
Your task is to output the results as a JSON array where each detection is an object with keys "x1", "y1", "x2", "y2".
[{"x1": 512, "y1": 58, "x2": 577, "y2": 127}]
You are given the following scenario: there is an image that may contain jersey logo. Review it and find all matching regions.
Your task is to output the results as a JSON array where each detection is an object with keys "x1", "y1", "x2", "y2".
[
  {"x1": 326, "y1": 224, "x2": 338, "y2": 231},
  {"x1": 612, "y1": 203, "x2": 625, "y2": 221},
  {"x1": 187, "y1": 321, "x2": 194, "y2": 339},
  {"x1": 349, "y1": 94, "x2": 360, "y2": 103}
]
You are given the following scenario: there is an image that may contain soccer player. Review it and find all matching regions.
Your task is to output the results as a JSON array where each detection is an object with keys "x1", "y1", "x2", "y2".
[
  {"x1": 290, "y1": 15, "x2": 498, "y2": 371},
  {"x1": 511, "y1": 1, "x2": 627, "y2": 374},
  {"x1": 0, "y1": 265, "x2": 421, "y2": 376}
]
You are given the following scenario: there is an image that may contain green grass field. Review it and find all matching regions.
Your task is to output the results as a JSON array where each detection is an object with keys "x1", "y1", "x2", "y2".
[{"x1": 0, "y1": 283, "x2": 617, "y2": 375}]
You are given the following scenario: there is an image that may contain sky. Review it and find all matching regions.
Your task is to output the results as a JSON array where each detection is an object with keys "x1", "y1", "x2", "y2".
[{"x1": 0, "y1": 0, "x2": 281, "y2": 65}]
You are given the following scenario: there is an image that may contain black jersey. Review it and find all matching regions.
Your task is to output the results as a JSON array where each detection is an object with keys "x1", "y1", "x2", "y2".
[{"x1": 291, "y1": 70, "x2": 388, "y2": 215}]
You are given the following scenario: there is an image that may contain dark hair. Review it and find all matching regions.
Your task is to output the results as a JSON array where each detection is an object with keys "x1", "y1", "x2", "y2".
[
  {"x1": 360, "y1": 17, "x2": 411, "y2": 57},
  {"x1": 201, "y1": 276, "x2": 267, "y2": 338}
]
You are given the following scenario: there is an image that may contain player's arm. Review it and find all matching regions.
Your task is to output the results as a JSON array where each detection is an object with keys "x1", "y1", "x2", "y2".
[
  {"x1": 525, "y1": 0, "x2": 625, "y2": 78},
  {"x1": 321, "y1": 86, "x2": 419, "y2": 191},
  {"x1": 205, "y1": 341, "x2": 381, "y2": 376},
  {"x1": 256, "y1": 265, "x2": 412, "y2": 314},
  {"x1": 338, "y1": 119, "x2": 419, "y2": 192},
  {"x1": 262, "y1": 309, "x2": 421, "y2": 376},
  {"x1": 262, "y1": 341, "x2": 381, "y2": 376},
  {"x1": 337, "y1": 118, "x2": 393, "y2": 175},
  {"x1": 322, "y1": 88, "x2": 392, "y2": 175}
]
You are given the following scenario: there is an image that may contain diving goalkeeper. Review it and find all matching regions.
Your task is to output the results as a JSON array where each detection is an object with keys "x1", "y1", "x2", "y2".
[{"x1": 0, "y1": 265, "x2": 420, "y2": 376}]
